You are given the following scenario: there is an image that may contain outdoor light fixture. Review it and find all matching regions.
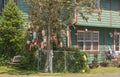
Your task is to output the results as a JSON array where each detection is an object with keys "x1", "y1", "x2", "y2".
[
  {"x1": 109, "y1": 32, "x2": 113, "y2": 38},
  {"x1": 85, "y1": 28, "x2": 88, "y2": 31}
]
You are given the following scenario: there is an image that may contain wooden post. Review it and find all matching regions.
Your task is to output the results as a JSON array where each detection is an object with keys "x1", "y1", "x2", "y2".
[{"x1": 64, "y1": 51, "x2": 67, "y2": 72}]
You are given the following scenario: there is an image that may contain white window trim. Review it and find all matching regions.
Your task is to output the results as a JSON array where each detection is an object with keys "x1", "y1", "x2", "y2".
[
  {"x1": 77, "y1": 30, "x2": 99, "y2": 52},
  {"x1": 114, "y1": 32, "x2": 120, "y2": 51}
]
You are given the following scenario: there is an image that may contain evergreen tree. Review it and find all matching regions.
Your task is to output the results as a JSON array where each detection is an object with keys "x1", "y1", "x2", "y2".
[{"x1": 0, "y1": 0, "x2": 24, "y2": 63}]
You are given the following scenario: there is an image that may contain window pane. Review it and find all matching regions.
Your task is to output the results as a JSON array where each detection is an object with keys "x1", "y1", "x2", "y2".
[
  {"x1": 78, "y1": 32, "x2": 84, "y2": 40},
  {"x1": 93, "y1": 42, "x2": 98, "y2": 50},
  {"x1": 4, "y1": 0, "x2": 9, "y2": 5},
  {"x1": 85, "y1": 32, "x2": 91, "y2": 40},
  {"x1": 85, "y1": 42, "x2": 91, "y2": 50},
  {"x1": 93, "y1": 32, "x2": 98, "y2": 41},
  {"x1": 78, "y1": 42, "x2": 83, "y2": 50},
  {"x1": 96, "y1": 0, "x2": 100, "y2": 9}
]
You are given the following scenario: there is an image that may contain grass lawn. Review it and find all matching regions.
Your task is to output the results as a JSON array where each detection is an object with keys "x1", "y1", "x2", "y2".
[
  {"x1": 89, "y1": 67, "x2": 120, "y2": 74},
  {"x1": 0, "y1": 66, "x2": 120, "y2": 76}
]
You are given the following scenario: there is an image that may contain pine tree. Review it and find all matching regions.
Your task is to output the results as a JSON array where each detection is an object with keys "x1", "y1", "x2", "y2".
[{"x1": 0, "y1": 0, "x2": 24, "y2": 61}]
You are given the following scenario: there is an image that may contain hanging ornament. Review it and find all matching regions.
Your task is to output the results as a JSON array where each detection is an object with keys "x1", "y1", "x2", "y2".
[
  {"x1": 38, "y1": 45, "x2": 41, "y2": 51},
  {"x1": 33, "y1": 31, "x2": 37, "y2": 39},
  {"x1": 51, "y1": 32, "x2": 55, "y2": 36},
  {"x1": 44, "y1": 42, "x2": 47, "y2": 47},
  {"x1": 67, "y1": 30, "x2": 69, "y2": 37},
  {"x1": 29, "y1": 26, "x2": 33, "y2": 34},
  {"x1": 27, "y1": 24, "x2": 31, "y2": 31},
  {"x1": 34, "y1": 40, "x2": 39, "y2": 46},
  {"x1": 36, "y1": 40, "x2": 39, "y2": 45},
  {"x1": 54, "y1": 39, "x2": 58, "y2": 45},
  {"x1": 43, "y1": 36, "x2": 47, "y2": 42},
  {"x1": 29, "y1": 43, "x2": 34, "y2": 51},
  {"x1": 34, "y1": 42, "x2": 37, "y2": 46},
  {"x1": 36, "y1": 26, "x2": 40, "y2": 32},
  {"x1": 26, "y1": 40, "x2": 31, "y2": 44},
  {"x1": 60, "y1": 41, "x2": 63, "y2": 47},
  {"x1": 51, "y1": 32, "x2": 56, "y2": 40},
  {"x1": 41, "y1": 42, "x2": 44, "y2": 49},
  {"x1": 32, "y1": 39, "x2": 35, "y2": 43},
  {"x1": 42, "y1": 30, "x2": 45, "y2": 36}
]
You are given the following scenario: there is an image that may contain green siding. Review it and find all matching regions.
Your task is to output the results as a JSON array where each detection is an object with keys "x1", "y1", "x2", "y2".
[
  {"x1": 78, "y1": 0, "x2": 110, "y2": 28},
  {"x1": 73, "y1": 0, "x2": 120, "y2": 63},
  {"x1": 112, "y1": 0, "x2": 120, "y2": 28},
  {"x1": 70, "y1": 26, "x2": 118, "y2": 63},
  {"x1": 88, "y1": 54, "x2": 94, "y2": 64},
  {"x1": 105, "y1": 29, "x2": 114, "y2": 50},
  {"x1": 18, "y1": 0, "x2": 29, "y2": 20},
  {"x1": 77, "y1": 0, "x2": 120, "y2": 28},
  {"x1": 88, "y1": 28, "x2": 114, "y2": 63},
  {"x1": 70, "y1": 27, "x2": 77, "y2": 47},
  {"x1": 99, "y1": 28, "x2": 105, "y2": 63}
]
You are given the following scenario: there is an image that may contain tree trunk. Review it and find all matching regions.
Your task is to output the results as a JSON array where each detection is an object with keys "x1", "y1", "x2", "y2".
[{"x1": 44, "y1": 24, "x2": 53, "y2": 73}]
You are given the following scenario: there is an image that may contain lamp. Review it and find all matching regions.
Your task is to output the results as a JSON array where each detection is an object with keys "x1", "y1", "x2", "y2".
[
  {"x1": 109, "y1": 32, "x2": 113, "y2": 38},
  {"x1": 85, "y1": 28, "x2": 88, "y2": 31}
]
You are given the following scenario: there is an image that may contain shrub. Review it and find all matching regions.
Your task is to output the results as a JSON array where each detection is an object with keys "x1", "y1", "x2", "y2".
[
  {"x1": 53, "y1": 47, "x2": 89, "y2": 73},
  {"x1": 18, "y1": 47, "x2": 89, "y2": 73}
]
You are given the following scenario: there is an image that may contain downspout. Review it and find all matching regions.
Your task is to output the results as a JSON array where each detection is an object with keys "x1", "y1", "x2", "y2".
[
  {"x1": 104, "y1": 29, "x2": 106, "y2": 61},
  {"x1": 118, "y1": 0, "x2": 120, "y2": 16},
  {"x1": 110, "y1": 0, "x2": 112, "y2": 27},
  {"x1": 75, "y1": 2, "x2": 78, "y2": 25},
  {"x1": 75, "y1": 0, "x2": 79, "y2": 47}
]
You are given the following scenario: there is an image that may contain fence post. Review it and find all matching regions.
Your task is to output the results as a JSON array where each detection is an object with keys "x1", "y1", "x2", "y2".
[
  {"x1": 64, "y1": 51, "x2": 67, "y2": 72},
  {"x1": 37, "y1": 49, "x2": 40, "y2": 72}
]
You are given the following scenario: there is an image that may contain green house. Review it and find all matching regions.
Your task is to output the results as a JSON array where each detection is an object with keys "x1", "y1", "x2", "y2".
[
  {"x1": 69, "y1": 0, "x2": 120, "y2": 64},
  {"x1": 0, "y1": 0, "x2": 29, "y2": 22},
  {"x1": 1, "y1": 0, "x2": 120, "y2": 64}
]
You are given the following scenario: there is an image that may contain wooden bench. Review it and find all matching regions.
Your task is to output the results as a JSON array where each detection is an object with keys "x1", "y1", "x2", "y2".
[{"x1": 8, "y1": 55, "x2": 24, "y2": 67}]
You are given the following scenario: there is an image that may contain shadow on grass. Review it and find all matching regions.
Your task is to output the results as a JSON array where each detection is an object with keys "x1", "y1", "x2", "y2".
[
  {"x1": 0, "y1": 66, "x2": 38, "y2": 75},
  {"x1": 7, "y1": 69, "x2": 37, "y2": 75}
]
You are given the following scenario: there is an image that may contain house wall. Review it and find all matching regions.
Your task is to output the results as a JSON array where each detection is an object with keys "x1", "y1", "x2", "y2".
[
  {"x1": 77, "y1": 0, "x2": 120, "y2": 28},
  {"x1": 72, "y1": 0, "x2": 120, "y2": 63},
  {"x1": 17, "y1": 0, "x2": 29, "y2": 21},
  {"x1": 70, "y1": 26, "x2": 119, "y2": 63},
  {"x1": 112, "y1": 0, "x2": 120, "y2": 27}
]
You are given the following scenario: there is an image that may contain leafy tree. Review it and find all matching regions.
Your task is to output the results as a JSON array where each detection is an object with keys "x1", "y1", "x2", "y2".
[
  {"x1": 0, "y1": 0, "x2": 24, "y2": 64},
  {"x1": 26, "y1": 0, "x2": 98, "y2": 73}
]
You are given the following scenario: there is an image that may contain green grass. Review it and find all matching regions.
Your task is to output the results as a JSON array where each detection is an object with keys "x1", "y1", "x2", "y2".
[
  {"x1": 0, "y1": 66, "x2": 120, "y2": 76},
  {"x1": 0, "y1": 66, "x2": 37, "y2": 75},
  {"x1": 89, "y1": 67, "x2": 120, "y2": 74}
]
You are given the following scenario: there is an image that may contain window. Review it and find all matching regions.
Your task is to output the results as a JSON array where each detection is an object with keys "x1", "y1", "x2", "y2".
[
  {"x1": 96, "y1": 0, "x2": 101, "y2": 9},
  {"x1": 0, "y1": 0, "x2": 17, "y2": 14},
  {"x1": 91, "y1": 0, "x2": 101, "y2": 13},
  {"x1": 77, "y1": 31, "x2": 99, "y2": 51}
]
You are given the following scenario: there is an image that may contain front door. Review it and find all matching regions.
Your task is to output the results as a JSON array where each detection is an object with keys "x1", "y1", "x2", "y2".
[{"x1": 114, "y1": 32, "x2": 120, "y2": 51}]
